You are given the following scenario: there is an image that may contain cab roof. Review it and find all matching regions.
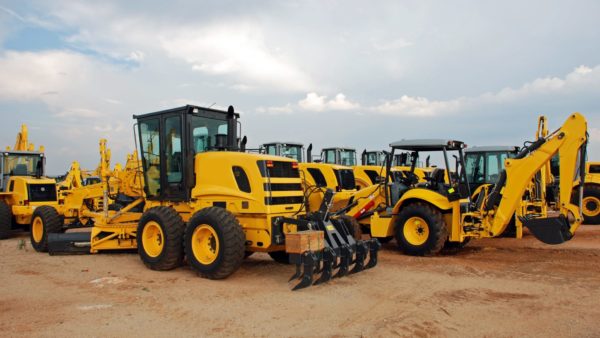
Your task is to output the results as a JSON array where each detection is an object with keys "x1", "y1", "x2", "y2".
[
  {"x1": 133, "y1": 105, "x2": 240, "y2": 120},
  {"x1": 465, "y1": 145, "x2": 519, "y2": 153},
  {"x1": 389, "y1": 139, "x2": 465, "y2": 151}
]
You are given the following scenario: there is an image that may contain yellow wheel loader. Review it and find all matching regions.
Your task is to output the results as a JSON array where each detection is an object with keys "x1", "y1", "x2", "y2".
[
  {"x1": 0, "y1": 125, "x2": 59, "y2": 241},
  {"x1": 40, "y1": 105, "x2": 378, "y2": 290},
  {"x1": 340, "y1": 113, "x2": 588, "y2": 255}
]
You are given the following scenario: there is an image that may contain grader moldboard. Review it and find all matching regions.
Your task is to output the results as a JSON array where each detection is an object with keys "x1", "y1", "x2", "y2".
[{"x1": 40, "y1": 105, "x2": 379, "y2": 290}]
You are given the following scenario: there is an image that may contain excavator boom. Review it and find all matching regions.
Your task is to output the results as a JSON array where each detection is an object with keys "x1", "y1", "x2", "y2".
[{"x1": 485, "y1": 113, "x2": 587, "y2": 243}]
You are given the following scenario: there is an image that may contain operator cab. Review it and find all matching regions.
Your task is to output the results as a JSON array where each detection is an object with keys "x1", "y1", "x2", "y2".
[
  {"x1": 261, "y1": 142, "x2": 305, "y2": 163},
  {"x1": 0, "y1": 151, "x2": 45, "y2": 191},
  {"x1": 321, "y1": 147, "x2": 357, "y2": 166},
  {"x1": 134, "y1": 105, "x2": 239, "y2": 201},
  {"x1": 463, "y1": 146, "x2": 519, "y2": 193},
  {"x1": 361, "y1": 150, "x2": 387, "y2": 166},
  {"x1": 386, "y1": 139, "x2": 469, "y2": 205}
]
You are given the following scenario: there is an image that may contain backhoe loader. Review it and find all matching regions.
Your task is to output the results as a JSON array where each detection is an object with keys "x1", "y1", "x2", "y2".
[
  {"x1": 0, "y1": 124, "x2": 59, "y2": 239},
  {"x1": 339, "y1": 113, "x2": 587, "y2": 255},
  {"x1": 37, "y1": 105, "x2": 378, "y2": 290}
]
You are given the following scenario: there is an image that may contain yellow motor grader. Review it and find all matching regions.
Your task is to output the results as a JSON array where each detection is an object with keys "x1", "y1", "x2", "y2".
[
  {"x1": 0, "y1": 125, "x2": 59, "y2": 239},
  {"x1": 36, "y1": 105, "x2": 378, "y2": 290},
  {"x1": 339, "y1": 113, "x2": 588, "y2": 255}
]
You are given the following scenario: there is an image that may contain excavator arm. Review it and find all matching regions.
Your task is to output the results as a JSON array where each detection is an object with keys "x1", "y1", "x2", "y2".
[{"x1": 484, "y1": 113, "x2": 587, "y2": 244}]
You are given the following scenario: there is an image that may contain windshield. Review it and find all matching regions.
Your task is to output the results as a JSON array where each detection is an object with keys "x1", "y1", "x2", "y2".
[
  {"x1": 464, "y1": 151, "x2": 511, "y2": 184},
  {"x1": 365, "y1": 152, "x2": 385, "y2": 166},
  {"x1": 191, "y1": 115, "x2": 229, "y2": 152},
  {"x1": 340, "y1": 150, "x2": 356, "y2": 166},
  {"x1": 281, "y1": 145, "x2": 302, "y2": 162},
  {"x1": 2, "y1": 153, "x2": 43, "y2": 176}
]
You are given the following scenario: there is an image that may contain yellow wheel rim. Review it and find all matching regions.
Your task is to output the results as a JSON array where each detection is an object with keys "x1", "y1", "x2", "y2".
[
  {"x1": 403, "y1": 216, "x2": 430, "y2": 246},
  {"x1": 32, "y1": 217, "x2": 44, "y2": 243},
  {"x1": 191, "y1": 224, "x2": 219, "y2": 265},
  {"x1": 142, "y1": 221, "x2": 165, "y2": 258},
  {"x1": 583, "y1": 196, "x2": 600, "y2": 217}
]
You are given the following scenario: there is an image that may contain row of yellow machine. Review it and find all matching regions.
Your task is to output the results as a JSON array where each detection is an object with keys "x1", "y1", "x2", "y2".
[{"x1": 0, "y1": 106, "x2": 596, "y2": 290}]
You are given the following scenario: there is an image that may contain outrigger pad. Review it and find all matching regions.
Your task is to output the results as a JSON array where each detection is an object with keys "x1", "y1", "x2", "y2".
[
  {"x1": 521, "y1": 216, "x2": 573, "y2": 245},
  {"x1": 48, "y1": 232, "x2": 91, "y2": 255}
]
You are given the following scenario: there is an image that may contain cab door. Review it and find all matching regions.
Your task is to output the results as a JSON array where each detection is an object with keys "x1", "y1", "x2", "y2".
[{"x1": 138, "y1": 114, "x2": 186, "y2": 201}]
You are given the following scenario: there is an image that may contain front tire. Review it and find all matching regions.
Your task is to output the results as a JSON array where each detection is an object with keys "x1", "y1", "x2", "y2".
[
  {"x1": 30, "y1": 206, "x2": 63, "y2": 252},
  {"x1": 185, "y1": 207, "x2": 245, "y2": 279},
  {"x1": 581, "y1": 185, "x2": 600, "y2": 225},
  {"x1": 137, "y1": 207, "x2": 185, "y2": 271},
  {"x1": 0, "y1": 201, "x2": 11, "y2": 239},
  {"x1": 395, "y1": 202, "x2": 448, "y2": 256}
]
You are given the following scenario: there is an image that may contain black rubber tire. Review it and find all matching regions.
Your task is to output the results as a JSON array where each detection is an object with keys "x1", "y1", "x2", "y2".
[
  {"x1": 184, "y1": 207, "x2": 245, "y2": 279},
  {"x1": 395, "y1": 202, "x2": 448, "y2": 256},
  {"x1": 30, "y1": 206, "x2": 63, "y2": 252},
  {"x1": 337, "y1": 215, "x2": 363, "y2": 241},
  {"x1": 580, "y1": 184, "x2": 600, "y2": 225},
  {"x1": 268, "y1": 250, "x2": 291, "y2": 264},
  {"x1": 137, "y1": 207, "x2": 185, "y2": 271},
  {"x1": 498, "y1": 214, "x2": 517, "y2": 237},
  {"x1": 444, "y1": 237, "x2": 471, "y2": 249},
  {"x1": 377, "y1": 236, "x2": 394, "y2": 244},
  {"x1": 0, "y1": 201, "x2": 11, "y2": 239}
]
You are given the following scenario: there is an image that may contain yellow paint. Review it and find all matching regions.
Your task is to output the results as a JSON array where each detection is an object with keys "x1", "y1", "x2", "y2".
[{"x1": 191, "y1": 224, "x2": 220, "y2": 265}]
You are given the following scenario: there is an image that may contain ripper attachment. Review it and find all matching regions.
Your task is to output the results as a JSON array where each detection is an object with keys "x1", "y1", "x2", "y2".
[{"x1": 278, "y1": 189, "x2": 381, "y2": 290}]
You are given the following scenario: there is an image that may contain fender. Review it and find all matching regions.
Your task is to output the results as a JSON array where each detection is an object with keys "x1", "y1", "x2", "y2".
[{"x1": 394, "y1": 188, "x2": 453, "y2": 213}]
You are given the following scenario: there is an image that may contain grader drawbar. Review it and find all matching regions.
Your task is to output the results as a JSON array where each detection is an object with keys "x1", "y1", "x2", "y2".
[{"x1": 279, "y1": 189, "x2": 380, "y2": 290}]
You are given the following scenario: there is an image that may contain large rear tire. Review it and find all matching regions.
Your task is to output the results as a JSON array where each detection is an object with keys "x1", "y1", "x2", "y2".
[
  {"x1": 185, "y1": 207, "x2": 245, "y2": 279},
  {"x1": 337, "y1": 215, "x2": 363, "y2": 241},
  {"x1": 30, "y1": 206, "x2": 63, "y2": 252},
  {"x1": 395, "y1": 202, "x2": 448, "y2": 256},
  {"x1": 137, "y1": 207, "x2": 185, "y2": 271},
  {"x1": 581, "y1": 185, "x2": 600, "y2": 225},
  {"x1": 0, "y1": 201, "x2": 11, "y2": 239}
]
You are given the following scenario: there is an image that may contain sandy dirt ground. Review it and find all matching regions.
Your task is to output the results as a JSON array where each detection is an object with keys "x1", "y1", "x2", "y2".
[{"x1": 1, "y1": 226, "x2": 599, "y2": 338}]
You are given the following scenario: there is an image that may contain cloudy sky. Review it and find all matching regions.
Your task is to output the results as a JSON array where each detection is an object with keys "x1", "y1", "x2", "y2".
[{"x1": 0, "y1": 1, "x2": 598, "y2": 174}]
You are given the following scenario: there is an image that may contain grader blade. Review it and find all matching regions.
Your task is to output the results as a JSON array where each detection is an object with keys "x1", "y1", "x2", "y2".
[{"x1": 47, "y1": 232, "x2": 91, "y2": 255}]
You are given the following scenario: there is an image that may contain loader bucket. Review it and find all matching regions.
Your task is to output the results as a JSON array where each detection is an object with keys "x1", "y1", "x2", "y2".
[
  {"x1": 47, "y1": 232, "x2": 91, "y2": 255},
  {"x1": 520, "y1": 215, "x2": 573, "y2": 245}
]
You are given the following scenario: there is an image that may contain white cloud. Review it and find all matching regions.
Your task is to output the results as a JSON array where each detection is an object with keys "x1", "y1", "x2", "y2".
[
  {"x1": 256, "y1": 104, "x2": 293, "y2": 115},
  {"x1": 157, "y1": 22, "x2": 313, "y2": 92},
  {"x1": 372, "y1": 95, "x2": 463, "y2": 116},
  {"x1": 298, "y1": 92, "x2": 360, "y2": 112}
]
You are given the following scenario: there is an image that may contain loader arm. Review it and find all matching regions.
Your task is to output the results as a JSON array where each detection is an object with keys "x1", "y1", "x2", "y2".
[{"x1": 485, "y1": 113, "x2": 587, "y2": 242}]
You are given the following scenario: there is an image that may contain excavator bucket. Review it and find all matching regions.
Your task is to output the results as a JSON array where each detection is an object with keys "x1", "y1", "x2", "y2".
[
  {"x1": 520, "y1": 215, "x2": 573, "y2": 245},
  {"x1": 283, "y1": 189, "x2": 381, "y2": 291}
]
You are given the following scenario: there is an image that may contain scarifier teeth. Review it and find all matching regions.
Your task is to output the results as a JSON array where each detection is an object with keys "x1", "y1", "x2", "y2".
[
  {"x1": 291, "y1": 251, "x2": 317, "y2": 291},
  {"x1": 365, "y1": 239, "x2": 382, "y2": 269},
  {"x1": 334, "y1": 245, "x2": 352, "y2": 278},
  {"x1": 350, "y1": 241, "x2": 368, "y2": 274},
  {"x1": 313, "y1": 247, "x2": 334, "y2": 285}
]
